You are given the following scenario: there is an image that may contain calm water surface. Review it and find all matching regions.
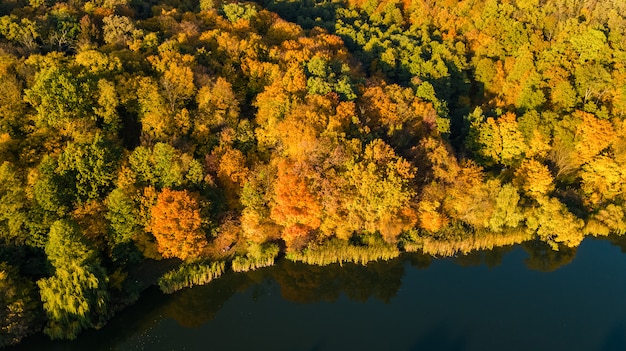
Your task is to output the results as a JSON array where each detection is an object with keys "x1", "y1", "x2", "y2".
[{"x1": 12, "y1": 237, "x2": 626, "y2": 351}]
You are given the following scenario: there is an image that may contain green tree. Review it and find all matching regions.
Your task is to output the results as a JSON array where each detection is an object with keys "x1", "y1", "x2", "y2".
[
  {"x1": 32, "y1": 156, "x2": 71, "y2": 216},
  {"x1": 56, "y1": 135, "x2": 121, "y2": 203},
  {"x1": 94, "y1": 79, "x2": 121, "y2": 134},
  {"x1": 37, "y1": 220, "x2": 109, "y2": 340},
  {"x1": 0, "y1": 162, "x2": 29, "y2": 244},
  {"x1": 222, "y1": 3, "x2": 258, "y2": 23},
  {"x1": 128, "y1": 143, "x2": 204, "y2": 189},
  {"x1": 0, "y1": 16, "x2": 39, "y2": 51},
  {"x1": 23, "y1": 65, "x2": 95, "y2": 137},
  {"x1": 488, "y1": 183, "x2": 524, "y2": 232},
  {"x1": 105, "y1": 187, "x2": 143, "y2": 263}
]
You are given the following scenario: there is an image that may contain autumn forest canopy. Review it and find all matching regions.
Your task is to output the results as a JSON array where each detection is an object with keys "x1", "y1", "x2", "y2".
[{"x1": 1, "y1": 0, "x2": 626, "y2": 346}]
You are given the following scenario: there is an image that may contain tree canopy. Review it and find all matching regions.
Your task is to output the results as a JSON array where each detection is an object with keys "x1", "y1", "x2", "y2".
[{"x1": 1, "y1": 0, "x2": 626, "y2": 343}]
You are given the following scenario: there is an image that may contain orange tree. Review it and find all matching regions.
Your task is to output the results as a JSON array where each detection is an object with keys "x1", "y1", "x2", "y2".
[{"x1": 148, "y1": 188, "x2": 209, "y2": 261}]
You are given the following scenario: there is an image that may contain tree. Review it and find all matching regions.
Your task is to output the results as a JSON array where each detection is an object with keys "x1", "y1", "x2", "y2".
[
  {"x1": 0, "y1": 16, "x2": 39, "y2": 51},
  {"x1": 344, "y1": 139, "x2": 417, "y2": 241},
  {"x1": 572, "y1": 111, "x2": 615, "y2": 166},
  {"x1": 514, "y1": 159, "x2": 554, "y2": 198},
  {"x1": 94, "y1": 79, "x2": 121, "y2": 134},
  {"x1": 105, "y1": 187, "x2": 143, "y2": 263},
  {"x1": 128, "y1": 143, "x2": 204, "y2": 189},
  {"x1": 102, "y1": 15, "x2": 135, "y2": 47},
  {"x1": 37, "y1": 220, "x2": 109, "y2": 340},
  {"x1": 468, "y1": 112, "x2": 527, "y2": 166},
  {"x1": 74, "y1": 50, "x2": 122, "y2": 75},
  {"x1": 270, "y1": 161, "x2": 322, "y2": 251},
  {"x1": 0, "y1": 262, "x2": 40, "y2": 348},
  {"x1": 488, "y1": 183, "x2": 524, "y2": 232},
  {"x1": 32, "y1": 156, "x2": 71, "y2": 216},
  {"x1": 0, "y1": 162, "x2": 29, "y2": 244},
  {"x1": 212, "y1": 144, "x2": 249, "y2": 210},
  {"x1": 254, "y1": 80, "x2": 292, "y2": 150},
  {"x1": 359, "y1": 83, "x2": 435, "y2": 148},
  {"x1": 525, "y1": 196, "x2": 585, "y2": 249},
  {"x1": 0, "y1": 65, "x2": 26, "y2": 136},
  {"x1": 148, "y1": 188, "x2": 209, "y2": 261},
  {"x1": 192, "y1": 77, "x2": 240, "y2": 151},
  {"x1": 222, "y1": 3, "x2": 258, "y2": 23},
  {"x1": 580, "y1": 155, "x2": 626, "y2": 205},
  {"x1": 56, "y1": 134, "x2": 121, "y2": 203},
  {"x1": 305, "y1": 55, "x2": 357, "y2": 101},
  {"x1": 136, "y1": 77, "x2": 177, "y2": 141},
  {"x1": 147, "y1": 50, "x2": 196, "y2": 112},
  {"x1": 24, "y1": 65, "x2": 94, "y2": 132}
]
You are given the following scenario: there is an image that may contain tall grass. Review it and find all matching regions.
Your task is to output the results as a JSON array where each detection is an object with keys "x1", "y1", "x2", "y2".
[
  {"x1": 287, "y1": 237, "x2": 400, "y2": 266},
  {"x1": 232, "y1": 243, "x2": 280, "y2": 272},
  {"x1": 404, "y1": 228, "x2": 532, "y2": 256},
  {"x1": 158, "y1": 261, "x2": 226, "y2": 294}
]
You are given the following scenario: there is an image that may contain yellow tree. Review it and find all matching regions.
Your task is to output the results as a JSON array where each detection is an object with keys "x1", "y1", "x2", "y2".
[
  {"x1": 193, "y1": 77, "x2": 240, "y2": 147},
  {"x1": 580, "y1": 155, "x2": 626, "y2": 205},
  {"x1": 136, "y1": 77, "x2": 176, "y2": 141},
  {"x1": 147, "y1": 50, "x2": 196, "y2": 112},
  {"x1": 211, "y1": 144, "x2": 249, "y2": 210},
  {"x1": 470, "y1": 112, "x2": 527, "y2": 166},
  {"x1": 525, "y1": 196, "x2": 585, "y2": 249},
  {"x1": 514, "y1": 159, "x2": 554, "y2": 199},
  {"x1": 572, "y1": 111, "x2": 616, "y2": 166},
  {"x1": 344, "y1": 139, "x2": 417, "y2": 242},
  {"x1": 254, "y1": 81, "x2": 292, "y2": 150}
]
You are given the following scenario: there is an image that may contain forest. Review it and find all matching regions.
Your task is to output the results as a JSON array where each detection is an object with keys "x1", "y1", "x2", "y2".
[{"x1": 0, "y1": 0, "x2": 625, "y2": 346}]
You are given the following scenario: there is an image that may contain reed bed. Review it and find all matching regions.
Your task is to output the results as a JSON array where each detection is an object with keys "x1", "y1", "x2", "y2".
[
  {"x1": 287, "y1": 238, "x2": 400, "y2": 266},
  {"x1": 158, "y1": 261, "x2": 226, "y2": 294},
  {"x1": 408, "y1": 229, "x2": 533, "y2": 257},
  {"x1": 231, "y1": 244, "x2": 280, "y2": 272}
]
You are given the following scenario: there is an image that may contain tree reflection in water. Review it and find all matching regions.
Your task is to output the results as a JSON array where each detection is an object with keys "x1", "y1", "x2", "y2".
[
  {"x1": 165, "y1": 252, "x2": 426, "y2": 327},
  {"x1": 161, "y1": 239, "x2": 585, "y2": 329},
  {"x1": 13, "y1": 239, "x2": 620, "y2": 351},
  {"x1": 522, "y1": 240, "x2": 577, "y2": 272}
]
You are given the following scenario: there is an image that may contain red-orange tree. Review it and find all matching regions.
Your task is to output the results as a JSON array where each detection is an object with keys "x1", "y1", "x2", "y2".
[
  {"x1": 149, "y1": 188, "x2": 208, "y2": 261},
  {"x1": 270, "y1": 161, "x2": 322, "y2": 251}
]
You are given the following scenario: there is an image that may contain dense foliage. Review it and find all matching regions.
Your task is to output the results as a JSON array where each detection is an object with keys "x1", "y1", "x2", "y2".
[{"x1": 0, "y1": 0, "x2": 625, "y2": 344}]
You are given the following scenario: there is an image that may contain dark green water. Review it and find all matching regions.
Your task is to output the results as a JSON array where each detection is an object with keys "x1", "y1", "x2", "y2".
[{"x1": 11, "y1": 237, "x2": 626, "y2": 351}]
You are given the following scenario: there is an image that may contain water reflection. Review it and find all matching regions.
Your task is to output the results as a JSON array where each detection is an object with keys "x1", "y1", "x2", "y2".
[
  {"x1": 522, "y1": 241, "x2": 578, "y2": 272},
  {"x1": 452, "y1": 245, "x2": 515, "y2": 268},
  {"x1": 272, "y1": 259, "x2": 407, "y2": 303},
  {"x1": 11, "y1": 238, "x2": 626, "y2": 351},
  {"x1": 605, "y1": 235, "x2": 626, "y2": 254}
]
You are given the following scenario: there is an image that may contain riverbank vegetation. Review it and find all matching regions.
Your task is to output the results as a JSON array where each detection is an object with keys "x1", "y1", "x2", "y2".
[{"x1": 1, "y1": 0, "x2": 626, "y2": 346}]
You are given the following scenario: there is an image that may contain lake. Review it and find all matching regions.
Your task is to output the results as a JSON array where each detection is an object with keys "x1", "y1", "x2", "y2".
[{"x1": 11, "y1": 237, "x2": 626, "y2": 351}]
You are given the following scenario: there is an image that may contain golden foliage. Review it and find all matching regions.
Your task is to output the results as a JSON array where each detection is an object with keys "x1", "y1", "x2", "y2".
[
  {"x1": 514, "y1": 159, "x2": 554, "y2": 198},
  {"x1": 573, "y1": 111, "x2": 616, "y2": 166}
]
